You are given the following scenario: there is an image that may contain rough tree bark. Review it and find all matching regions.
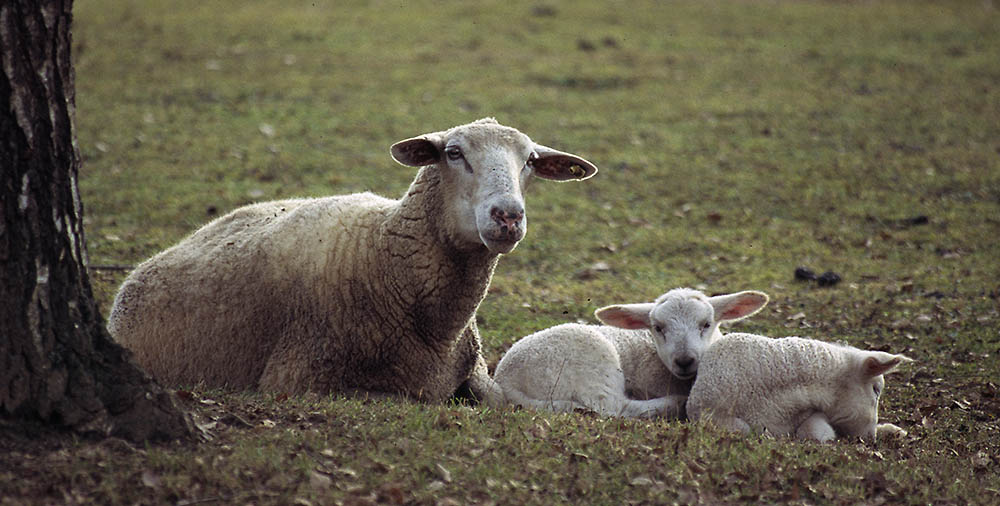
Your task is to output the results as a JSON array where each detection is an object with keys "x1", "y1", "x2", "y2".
[{"x1": 1, "y1": 0, "x2": 191, "y2": 442}]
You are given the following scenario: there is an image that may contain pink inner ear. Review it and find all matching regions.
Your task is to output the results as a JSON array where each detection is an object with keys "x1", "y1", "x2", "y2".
[
  {"x1": 721, "y1": 298, "x2": 759, "y2": 320},
  {"x1": 597, "y1": 308, "x2": 649, "y2": 330},
  {"x1": 863, "y1": 356, "x2": 902, "y2": 377}
]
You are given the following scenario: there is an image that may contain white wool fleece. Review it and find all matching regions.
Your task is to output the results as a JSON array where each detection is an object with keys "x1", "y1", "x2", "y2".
[{"x1": 687, "y1": 333, "x2": 910, "y2": 443}]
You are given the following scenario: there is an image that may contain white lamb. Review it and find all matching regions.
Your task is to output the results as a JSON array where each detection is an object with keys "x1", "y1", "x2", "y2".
[
  {"x1": 107, "y1": 118, "x2": 598, "y2": 402},
  {"x1": 687, "y1": 332, "x2": 911, "y2": 443},
  {"x1": 490, "y1": 288, "x2": 770, "y2": 418}
]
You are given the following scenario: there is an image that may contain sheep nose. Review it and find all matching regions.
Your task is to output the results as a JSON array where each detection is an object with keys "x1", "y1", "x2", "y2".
[
  {"x1": 675, "y1": 356, "x2": 695, "y2": 371},
  {"x1": 491, "y1": 206, "x2": 524, "y2": 235}
]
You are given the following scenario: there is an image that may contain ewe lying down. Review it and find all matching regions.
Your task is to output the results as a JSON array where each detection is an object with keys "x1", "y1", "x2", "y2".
[
  {"x1": 491, "y1": 288, "x2": 769, "y2": 418},
  {"x1": 687, "y1": 333, "x2": 911, "y2": 443},
  {"x1": 108, "y1": 118, "x2": 597, "y2": 401}
]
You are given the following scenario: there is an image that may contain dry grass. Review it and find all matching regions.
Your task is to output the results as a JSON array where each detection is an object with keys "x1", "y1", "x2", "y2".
[{"x1": 4, "y1": 0, "x2": 998, "y2": 504}]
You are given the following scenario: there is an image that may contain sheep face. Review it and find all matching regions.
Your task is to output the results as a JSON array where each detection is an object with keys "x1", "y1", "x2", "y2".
[
  {"x1": 829, "y1": 351, "x2": 909, "y2": 442},
  {"x1": 596, "y1": 288, "x2": 769, "y2": 380},
  {"x1": 391, "y1": 118, "x2": 597, "y2": 254}
]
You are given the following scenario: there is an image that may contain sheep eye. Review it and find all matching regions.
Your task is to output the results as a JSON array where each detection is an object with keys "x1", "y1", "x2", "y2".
[
  {"x1": 701, "y1": 321, "x2": 711, "y2": 331},
  {"x1": 873, "y1": 384, "x2": 882, "y2": 397},
  {"x1": 445, "y1": 147, "x2": 463, "y2": 161},
  {"x1": 653, "y1": 325, "x2": 663, "y2": 334},
  {"x1": 525, "y1": 153, "x2": 538, "y2": 171}
]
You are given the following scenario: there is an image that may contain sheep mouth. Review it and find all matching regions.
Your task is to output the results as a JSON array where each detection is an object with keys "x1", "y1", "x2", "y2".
[
  {"x1": 482, "y1": 236, "x2": 522, "y2": 254},
  {"x1": 673, "y1": 371, "x2": 697, "y2": 381},
  {"x1": 480, "y1": 225, "x2": 525, "y2": 254}
]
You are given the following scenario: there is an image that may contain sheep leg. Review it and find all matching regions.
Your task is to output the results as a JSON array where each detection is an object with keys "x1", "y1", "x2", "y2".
[
  {"x1": 876, "y1": 422, "x2": 907, "y2": 439},
  {"x1": 463, "y1": 354, "x2": 505, "y2": 406},
  {"x1": 617, "y1": 394, "x2": 687, "y2": 419},
  {"x1": 795, "y1": 412, "x2": 836, "y2": 442},
  {"x1": 708, "y1": 415, "x2": 752, "y2": 435},
  {"x1": 498, "y1": 385, "x2": 589, "y2": 413}
]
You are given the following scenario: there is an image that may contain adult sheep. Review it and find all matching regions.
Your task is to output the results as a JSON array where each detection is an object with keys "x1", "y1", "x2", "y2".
[{"x1": 108, "y1": 118, "x2": 598, "y2": 402}]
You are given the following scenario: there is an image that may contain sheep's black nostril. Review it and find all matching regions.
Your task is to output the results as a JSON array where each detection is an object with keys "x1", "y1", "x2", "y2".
[
  {"x1": 491, "y1": 207, "x2": 524, "y2": 227},
  {"x1": 675, "y1": 357, "x2": 695, "y2": 370}
]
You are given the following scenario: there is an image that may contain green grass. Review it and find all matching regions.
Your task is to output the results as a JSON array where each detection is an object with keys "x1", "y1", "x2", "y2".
[{"x1": 11, "y1": 0, "x2": 1000, "y2": 503}]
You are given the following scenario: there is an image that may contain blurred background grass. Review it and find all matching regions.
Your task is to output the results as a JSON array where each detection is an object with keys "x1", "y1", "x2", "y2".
[
  {"x1": 77, "y1": 0, "x2": 999, "y2": 345},
  {"x1": 66, "y1": 0, "x2": 1000, "y2": 502}
]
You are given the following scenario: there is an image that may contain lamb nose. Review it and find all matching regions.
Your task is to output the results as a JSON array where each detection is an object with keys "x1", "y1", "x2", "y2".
[{"x1": 675, "y1": 357, "x2": 695, "y2": 370}]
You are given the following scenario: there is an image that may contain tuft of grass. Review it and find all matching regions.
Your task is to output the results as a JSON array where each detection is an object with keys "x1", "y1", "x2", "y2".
[{"x1": 8, "y1": 0, "x2": 996, "y2": 504}]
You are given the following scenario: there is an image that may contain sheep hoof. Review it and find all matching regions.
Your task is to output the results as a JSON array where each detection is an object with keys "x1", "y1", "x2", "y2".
[{"x1": 876, "y1": 423, "x2": 908, "y2": 439}]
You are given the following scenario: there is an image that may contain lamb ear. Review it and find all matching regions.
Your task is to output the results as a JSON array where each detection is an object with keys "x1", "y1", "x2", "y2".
[
  {"x1": 390, "y1": 133, "x2": 445, "y2": 167},
  {"x1": 861, "y1": 352, "x2": 912, "y2": 378},
  {"x1": 531, "y1": 144, "x2": 598, "y2": 181},
  {"x1": 708, "y1": 290, "x2": 769, "y2": 322},
  {"x1": 595, "y1": 303, "x2": 655, "y2": 329}
]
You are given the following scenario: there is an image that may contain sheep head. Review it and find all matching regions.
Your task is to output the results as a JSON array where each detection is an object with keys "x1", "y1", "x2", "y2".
[
  {"x1": 595, "y1": 288, "x2": 769, "y2": 380},
  {"x1": 829, "y1": 350, "x2": 912, "y2": 443},
  {"x1": 390, "y1": 118, "x2": 597, "y2": 254}
]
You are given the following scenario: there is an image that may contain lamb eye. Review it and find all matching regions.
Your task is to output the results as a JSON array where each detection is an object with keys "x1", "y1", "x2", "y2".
[
  {"x1": 445, "y1": 147, "x2": 463, "y2": 161},
  {"x1": 701, "y1": 321, "x2": 711, "y2": 331},
  {"x1": 873, "y1": 384, "x2": 882, "y2": 397},
  {"x1": 653, "y1": 325, "x2": 663, "y2": 334}
]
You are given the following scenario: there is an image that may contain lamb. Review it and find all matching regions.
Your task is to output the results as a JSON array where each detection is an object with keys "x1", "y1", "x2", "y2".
[
  {"x1": 107, "y1": 118, "x2": 598, "y2": 402},
  {"x1": 490, "y1": 288, "x2": 770, "y2": 418},
  {"x1": 686, "y1": 332, "x2": 911, "y2": 443}
]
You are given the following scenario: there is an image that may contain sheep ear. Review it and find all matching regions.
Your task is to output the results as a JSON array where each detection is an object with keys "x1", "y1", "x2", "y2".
[
  {"x1": 709, "y1": 291, "x2": 769, "y2": 322},
  {"x1": 531, "y1": 144, "x2": 598, "y2": 181},
  {"x1": 861, "y1": 352, "x2": 912, "y2": 378},
  {"x1": 595, "y1": 303, "x2": 655, "y2": 329},
  {"x1": 391, "y1": 134, "x2": 444, "y2": 167}
]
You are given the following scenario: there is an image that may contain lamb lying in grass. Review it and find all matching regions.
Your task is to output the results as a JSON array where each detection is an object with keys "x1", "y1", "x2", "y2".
[
  {"x1": 687, "y1": 332, "x2": 911, "y2": 443},
  {"x1": 489, "y1": 288, "x2": 769, "y2": 418}
]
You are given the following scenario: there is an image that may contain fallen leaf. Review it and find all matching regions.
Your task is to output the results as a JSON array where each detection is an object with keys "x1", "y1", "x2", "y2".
[
  {"x1": 436, "y1": 463, "x2": 452, "y2": 483},
  {"x1": 141, "y1": 470, "x2": 161, "y2": 488},
  {"x1": 376, "y1": 483, "x2": 406, "y2": 504},
  {"x1": 529, "y1": 422, "x2": 548, "y2": 440},
  {"x1": 630, "y1": 476, "x2": 654, "y2": 486},
  {"x1": 309, "y1": 470, "x2": 331, "y2": 490},
  {"x1": 972, "y1": 452, "x2": 991, "y2": 470}
]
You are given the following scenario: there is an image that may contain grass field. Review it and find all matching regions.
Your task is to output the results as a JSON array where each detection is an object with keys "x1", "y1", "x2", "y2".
[{"x1": 3, "y1": 0, "x2": 999, "y2": 504}]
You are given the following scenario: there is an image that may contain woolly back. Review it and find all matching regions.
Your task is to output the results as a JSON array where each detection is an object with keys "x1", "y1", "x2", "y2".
[{"x1": 703, "y1": 333, "x2": 855, "y2": 391}]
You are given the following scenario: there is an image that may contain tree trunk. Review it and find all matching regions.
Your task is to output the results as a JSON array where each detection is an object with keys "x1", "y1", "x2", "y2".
[{"x1": 0, "y1": 0, "x2": 191, "y2": 442}]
